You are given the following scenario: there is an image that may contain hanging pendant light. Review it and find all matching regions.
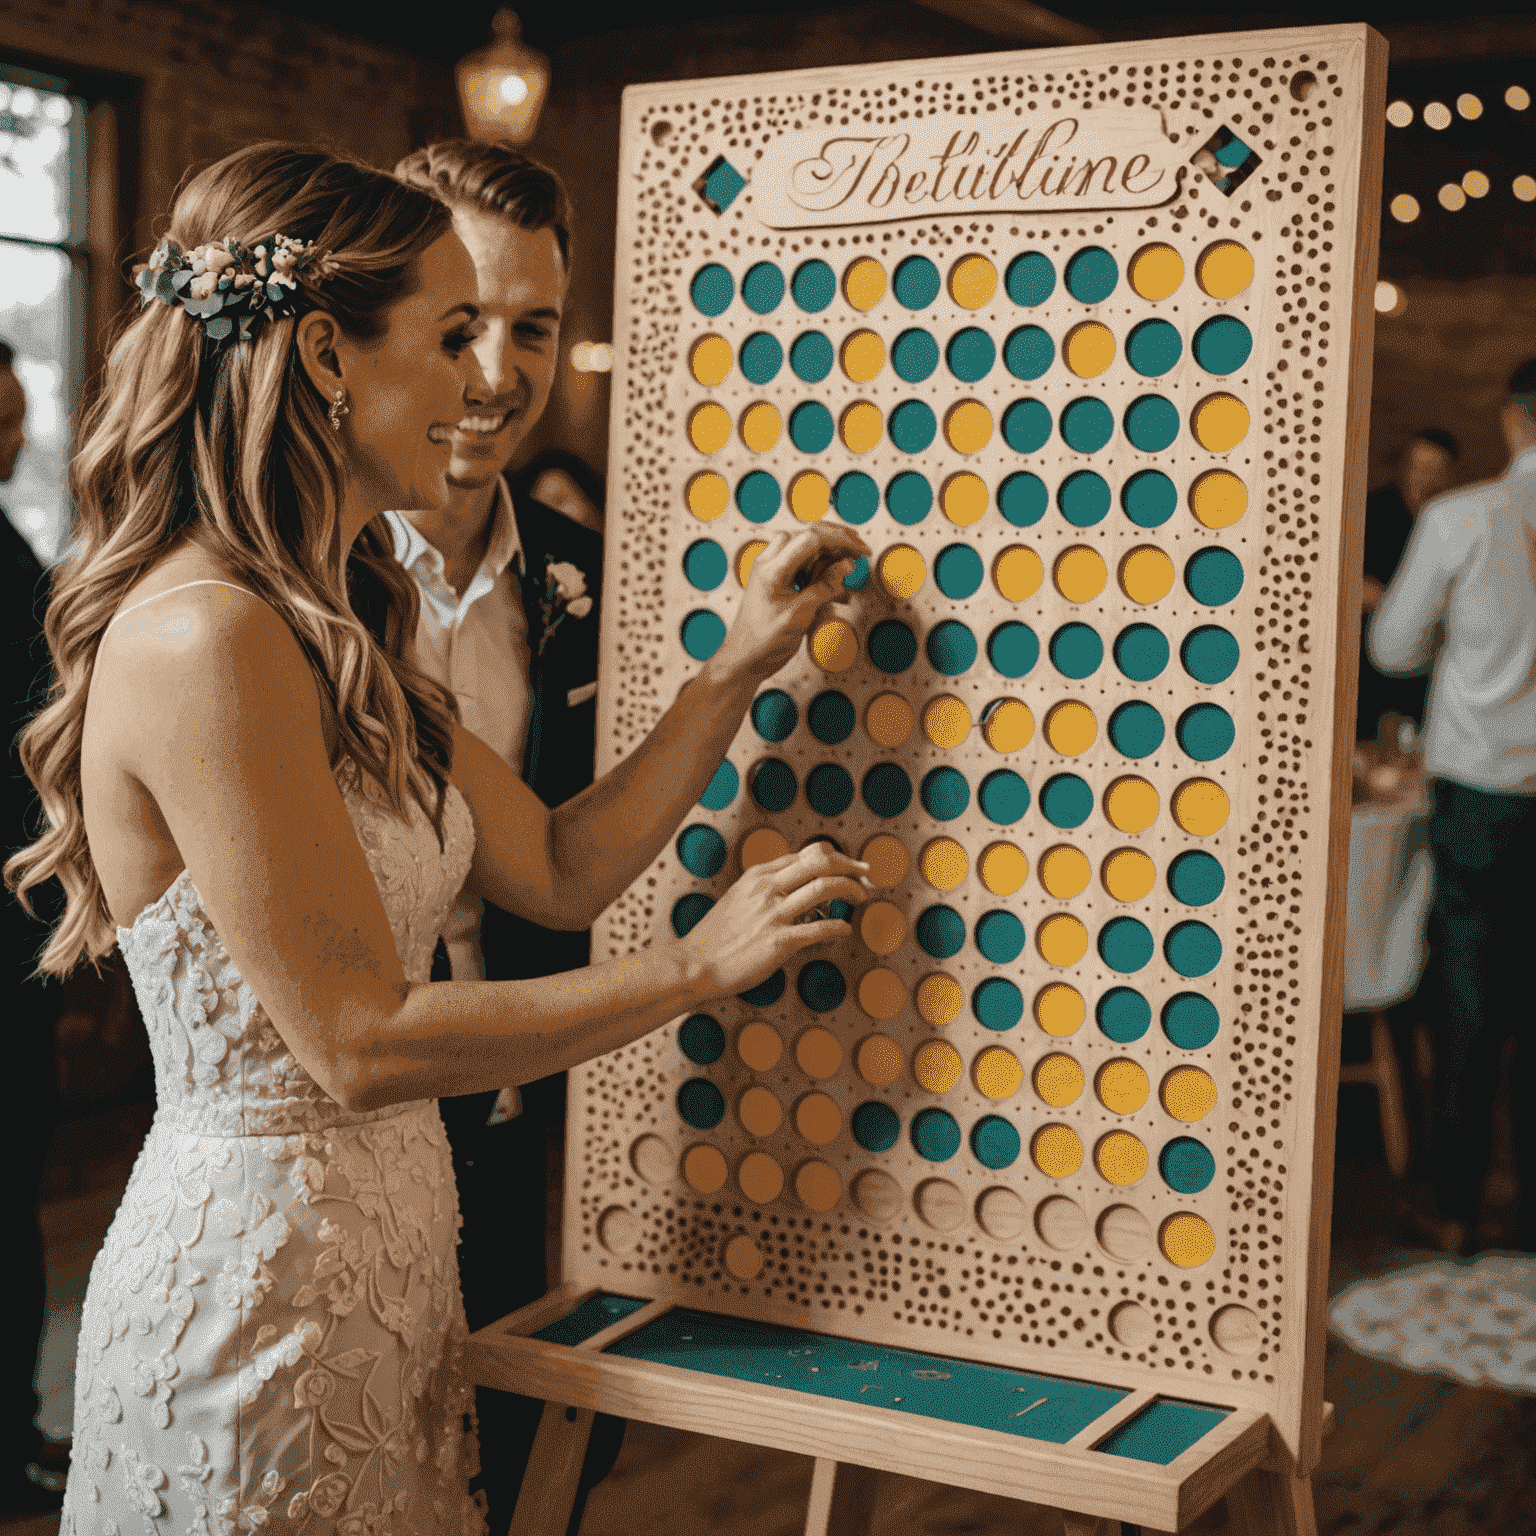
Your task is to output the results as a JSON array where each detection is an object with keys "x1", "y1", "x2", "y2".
[{"x1": 457, "y1": 9, "x2": 549, "y2": 145}]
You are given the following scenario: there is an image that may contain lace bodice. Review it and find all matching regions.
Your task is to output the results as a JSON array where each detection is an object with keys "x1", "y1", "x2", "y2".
[{"x1": 116, "y1": 756, "x2": 476, "y2": 1136}]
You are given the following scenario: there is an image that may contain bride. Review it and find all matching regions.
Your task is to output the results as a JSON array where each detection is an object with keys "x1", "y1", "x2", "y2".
[{"x1": 6, "y1": 142, "x2": 872, "y2": 1535}]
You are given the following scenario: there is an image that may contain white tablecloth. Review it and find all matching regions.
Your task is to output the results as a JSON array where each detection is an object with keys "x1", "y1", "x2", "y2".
[{"x1": 1343, "y1": 795, "x2": 1433, "y2": 1012}]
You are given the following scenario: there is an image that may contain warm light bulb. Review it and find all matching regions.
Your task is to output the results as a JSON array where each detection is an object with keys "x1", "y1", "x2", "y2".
[
  {"x1": 499, "y1": 74, "x2": 529, "y2": 105},
  {"x1": 1456, "y1": 92, "x2": 1483, "y2": 120},
  {"x1": 1374, "y1": 281, "x2": 1404, "y2": 315},
  {"x1": 1462, "y1": 170, "x2": 1490, "y2": 198},
  {"x1": 1385, "y1": 100, "x2": 1413, "y2": 127},
  {"x1": 1424, "y1": 101, "x2": 1452, "y2": 130},
  {"x1": 1507, "y1": 86, "x2": 1531, "y2": 111},
  {"x1": 570, "y1": 342, "x2": 593, "y2": 371},
  {"x1": 1437, "y1": 183, "x2": 1467, "y2": 212},
  {"x1": 1389, "y1": 194, "x2": 1421, "y2": 223},
  {"x1": 1513, "y1": 175, "x2": 1536, "y2": 202}
]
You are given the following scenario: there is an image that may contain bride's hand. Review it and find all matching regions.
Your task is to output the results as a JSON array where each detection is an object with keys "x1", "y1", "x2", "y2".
[
  {"x1": 707, "y1": 523, "x2": 872, "y2": 687},
  {"x1": 673, "y1": 841, "x2": 872, "y2": 1000}
]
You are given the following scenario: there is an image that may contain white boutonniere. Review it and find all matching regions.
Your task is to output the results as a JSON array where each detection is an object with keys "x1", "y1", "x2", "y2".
[{"x1": 534, "y1": 557, "x2": 592, "y2": 656}]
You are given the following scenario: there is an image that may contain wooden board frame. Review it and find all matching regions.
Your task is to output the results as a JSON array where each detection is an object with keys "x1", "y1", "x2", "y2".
[{"x1": 569, "y1": 22, "x2": 1387, "y2": 1476}]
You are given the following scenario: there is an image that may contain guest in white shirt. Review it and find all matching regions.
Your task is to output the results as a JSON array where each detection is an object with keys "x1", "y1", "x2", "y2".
[{"x1": 1371, "y1": 357, "x2": 1536, "y2": 1254}]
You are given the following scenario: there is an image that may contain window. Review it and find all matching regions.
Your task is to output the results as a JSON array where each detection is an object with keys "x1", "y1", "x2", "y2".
[{"x1": 0, "y1": 65, "x2": 86, "y2": 564}]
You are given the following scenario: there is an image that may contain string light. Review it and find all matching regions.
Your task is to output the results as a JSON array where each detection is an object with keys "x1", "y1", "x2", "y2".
[
  {"x1": 1386, "y1": 100, "x2": 1413, "y2": 127},
  {"x1": 1424, "y1": 101, "x2": 1452, "y2": 130},
  {"x1": 1456, "y1": 92, "x2": 1483, "y2": 120},
  {"x1": 1374, "y1": 281, "x2": 1406, "y2": 316},
  {"x1": 1462, "y1": 170, "x2": 1490, "y2": 198},
  {"x1": 1437, "y1": 183, "x2": 1467, "y2": 212},
  {"x1": 1514, "y1": 175, "x2": 1536, "y2": 202},
  {"x1": 1389, "y1": 194, "x2": 1421, "y2": 223},
  {"x1": 1508, "y1": 86, "x2": 1530, "y2": 111},
  {"x1": 570, "y1": 342, "x2": 613, "y2": 373}
]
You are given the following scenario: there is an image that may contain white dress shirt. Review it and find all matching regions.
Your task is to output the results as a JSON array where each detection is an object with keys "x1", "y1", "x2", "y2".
[{"x1": 1370, "y1": 445, "x2": 1536, "y2": 795}]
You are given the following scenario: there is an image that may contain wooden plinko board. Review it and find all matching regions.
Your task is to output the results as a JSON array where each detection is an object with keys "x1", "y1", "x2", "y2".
[{"x1": 571, "y1": 23, "x2": 1386, "y2": 1469}]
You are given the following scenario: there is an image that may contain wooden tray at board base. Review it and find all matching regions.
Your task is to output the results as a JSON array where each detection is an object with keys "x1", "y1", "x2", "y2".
[{"x1": 466, "y1": 1283, "x2": 1298, "y2": 1533}]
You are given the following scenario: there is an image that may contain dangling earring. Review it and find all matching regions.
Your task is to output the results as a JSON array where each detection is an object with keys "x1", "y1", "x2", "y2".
[{"x1": 328, "y1": 387, "x2": 350, "y2": 432}]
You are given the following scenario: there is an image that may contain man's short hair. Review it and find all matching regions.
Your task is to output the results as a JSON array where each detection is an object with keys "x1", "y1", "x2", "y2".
[
  {"x1": 393, "y1": 142, "x2": 572, "y2": 269},
  {"x1": 1412, "y1": 426, "x2": 1460, "y2": 461},
  {"x1": 0, "y1": 338, "x2": 13, "y2": 370},
  {"x1": 1508, "y1": 358, "x2": 1536, "y2": 403}
]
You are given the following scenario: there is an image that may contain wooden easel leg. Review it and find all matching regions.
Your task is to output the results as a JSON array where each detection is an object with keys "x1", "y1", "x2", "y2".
[
  {"x1": 1224, "y1": 1467, "x2": 1317, "y2": 1536},
  {"x1": 1060, "y1": 1514, "x2": 1118, "y2": 1536},
  {"x1": 803, "y1": 1458, "x2": 881, "y2": 1536},
  {"x1": 508, "y1": 1401, "x2": 596, "y2": 1536}
]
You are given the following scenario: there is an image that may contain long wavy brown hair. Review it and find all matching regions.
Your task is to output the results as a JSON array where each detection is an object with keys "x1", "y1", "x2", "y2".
[{"x1": 4, "y1": 141, "x2": 462, "y2": 977}]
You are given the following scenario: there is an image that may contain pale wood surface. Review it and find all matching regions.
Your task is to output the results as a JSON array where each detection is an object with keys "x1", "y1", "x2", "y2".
[
  {"x1": 803, "y1": 1459, "x2": 882, "y2": 1536},
  {"x1": 508, "y1": 1401, "x2": 595, "y2": 1536}
]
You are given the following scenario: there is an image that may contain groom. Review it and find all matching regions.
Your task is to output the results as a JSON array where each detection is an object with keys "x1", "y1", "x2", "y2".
[{"x1": 386, "y1": 142, "x2": 622, "y2": 1532}]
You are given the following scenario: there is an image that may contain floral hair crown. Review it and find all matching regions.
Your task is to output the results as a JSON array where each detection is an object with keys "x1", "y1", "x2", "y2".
[{"x1": 134, "y1": 233, "x2": 340, "y2": 348}]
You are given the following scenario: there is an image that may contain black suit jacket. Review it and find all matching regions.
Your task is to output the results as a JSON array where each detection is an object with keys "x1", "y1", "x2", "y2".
[{"x1": 475, "y1": 490, "x2": 605, "y2": 1127}]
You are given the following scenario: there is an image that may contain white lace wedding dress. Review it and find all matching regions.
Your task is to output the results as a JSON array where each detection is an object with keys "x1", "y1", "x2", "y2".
[{"x1": 62, "y1": 757, "x2": 490, "y2": 1536}]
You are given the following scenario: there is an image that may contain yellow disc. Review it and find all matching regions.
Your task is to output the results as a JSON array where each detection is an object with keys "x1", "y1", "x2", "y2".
[
  {"x1": 1037, "y1": 913, "x2": 1088, "y2": 967},
  {"x1": 916, "y1": 973, "x2": 964, "y2": 1027},
  {"x1": 1162, "y1": 1213, "x2": 1217, "y2": 1268},
  {"x1": 1129, "y1": 243, "x2": 1185, "y2": 301},
  {"x1": 789, "y1": 471, "x2": 831, "y2": 522},
  {"x1": 1064, "y1": 321, "x2": 1116, "y2": 378},
  {"x1": 1034, "y1": 983, "x2": 1085, "y2": 1037},
  {"x1": 1173, "y1": 779, "x2": 1230, "y2": 836},
  {"x1": 983, "y1": 699, "x2": 1034, "y2": 753},
  {"x1": 979, "y1": 841, "x2": 1028, "y2": 896},
  {"x1": 860, "y1": 900, "x2": 907, "y2": 955},
  {"x1": 920, "y1": 838, "x2": 968, "y2": 891},
  {"x1": 859, "y1": 967, "x2": 907, "y2": 1020},
  {"x1": 684, "y1": 1143, "x2": 728, "y2": 1194},
  {"x1": 950, "y1": 254, "x2": 998, "y2": 309},
  {"x1": 1163, "y1": 1066, "x2": 1218, "y2": 1123},
  {"x1": 737, "y1": 539, "x2": 770, "y2": 587},
  {"x1": 974, "y1": 1046, "x2": 1023, "y2": 1101},
  {"x1": 844, "y1": 256, "x2": 887, "y2": 311},
  {"x1": 687, "y1": 471, "x2": 730, "y2": 521},
  {"x1": 738, "y1": 1021, "x2": 783, "y2": 1072},
  {"x1": 741, "y1": 826, "x2": 790, "y2": 869},
  {"x1": 796, "y1": 1161, "x2": 842, "y2": 1213},
  {"x1": 690, "y1": 334, "x2": 733, "y2": 385},
  {"x1": 941, "y1": 473, "x2": 989, "y2": 526},
  {"x1": 1034, "y1": 1052, "x2": 1085, "y2": 1107},
  {"x1": 1104, "y1": 777, "x2": 1160, "y2": 833},
  {"x1": 913, "y1": 1038, "x2": 964, "y2": 1093},
  {"x1": 1119, "y1": 546, "x2": 1176, "y2": 605},
  {"x1": 878, "y1": 545, "x2": 927, "y2": 600},
  {"x1": 739, "y1": 1150, "x2": 784, "y2": 1204},
  {"x1": 1095, "y1": 1131, "x2": 1148, "y2": 1186},
  {"x1": 1039, "y1": 844, "x2": 1091, "y2": 900},
  {"x1": 923, "y1": 695, "x2": 972, "y2": 749},
  {"x1": 741, "y1": 401, "x2": 784, "y2": 454},
  {"x1": 1045, "y1": 701, "x2": 1097, "y2": 757},
  {"x1": 945, "y1": 400, "x2": 994, "y2": 454},
  {"x1": 689, "y1": 402, "x2": 732, "y2": 454},
  {"x1": 841, "y1": 400, "x2": 884, "y2": 454},
  {"x1": 1096, "y1": 1059, "x2": 1150, "y2": 1115},
  {"x1": 796, "y1": 1092, "x2": 842, "y2": 1145},
  {"x1": 1192, "y1": 394, "x2": 1250, "y2": 453},
  {"x1": 866, "y1": 692, "x2": 916, "y2": 749},
  {"x1": 856, "y1": 1033, "x2": 904, "y2": 1087},
  {"x1": 1189, "y1": 470, "x2": 1248, "y2": 530},
  {"x1": 810, "y1": 618, "x2": 858, "y2": 672},
  {"x1": 861, "y1": 833, "x2": 910, "y2": 888},
  {"x1": 797, "y1": 1027, "x2": 844, "y2": 1079},
  {"x1": 841, "y1": 330, "x2": 886, "y2": 382},
  {"x1": 1054, "y1": 546, "x2": 1107, "y2": 604},
  {"x1": 1196, "y1": 240, "x2": 1255, "y2": 298},
  {"x1": 1032, "y1": 1124, "x2": 1084, "y2": 1179},
  {"x1": 994, "y1": 547, "x2": 1044, "y2": 602},
  {"x1": 1102, "y1": 848, "x2": 1156, "y2": 903},
  {"x1": 739, "y1": 1084, "x2": 783, "y2": 1137},
  {"x1": 723, "y1": 1232, "x2": 764, "y2": 1277}
]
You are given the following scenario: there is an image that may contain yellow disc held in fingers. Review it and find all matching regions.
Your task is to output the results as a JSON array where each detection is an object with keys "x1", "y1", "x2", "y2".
[
  {"x1": 741, "y1": 401, "x2": 784, "y2": 453},
  {"x1": 861, "y1": 833, "x2": 910, "y2": 887},
  {"x1": 866, "y1": 692, "x2": 916, "y2": 748},
  {"x1": 736, "y1": 539, "x2": 769, "y2": 587},
  {"x1": 1173, "y1": 779, "x2": 1230, "y2": 835},
  {"x1": 789, "y1": 471, "x2": 831, "y2": 522},
  {"x1": 1034, "y1": 1052, "x2": 1084, "y2": 1107},
  {"x1": 1190, "y1": 470, "x2": 1248, "y2": 529},
  {"x1": 994, "y1": 546, "x2": 1043, "y2": 602},
  {"x1": 1196, "y1": 241, "x2": 1254, "y2": 298},
  {"x1": 739, "y1": 1085, "x2": 783, "y2": 1137},
  {"x1": 945, "y1": 400, "x2": 994, "y2": 454},
  {"x1": 1096, "y1": 1131, "x2": 1148, "y2": 1186},
  {"x1": 858, "y1": 967, "x2": 907, "y2": 1020},
  {"x1": 797, "y1": 1027, "x2": 844, "y2": 1079},
  {"x1": 1162, "y1": 1213, "x2": 1217, "y2": 1268},
  {"x1": 689, "y1": 402, "x2": 732, "y2": 454},
  {"x1": 916, "y1": 973, "x2": 964, "y2": 1027},
  {"x1": 920, "y1": 838, "x2": 968, "y2": 890},
  {"x1": 1119, "y1": 546, "x2": 1175, "y2": 605},
  {"x1": 923, "y1": 695, "x2": 972, "y2": 748},
  {"x1": 1104, "y1": 777, "x2": 1160, "y2": 833},
  {"x1": 950, "y1": 254, "x2": 998, "y2": 309},
  {"x1": 741, "y1": 827, "x2": 790, "y2": 869},
  {"x1": 690, "y1": 334, "x2": 733, "y2": 385},
  {"x1": 1045, "y1": 702, "x2": 1097, "y2": 757},
  {"x1": 1102, "y1": 848, "x2": 1156, "y2": 902},
  {"x1": 979, "y1": 841, "x2": 1028, "y2": 895},
  {"x1": 1192, "y1": 394, "x2": 1250, "y2": 453},
  {"x1": 1065, "y1": 322, "x2": 1116, "y2": 378},
  {"x1": 1097, "y1": 1059, "x2": 1151, "y2": 1115},
  {"x1": 796, "y1": 1161, "x2": 842, "y2": 1213},
  {"x1": 913, "y1": 1039, "x2": 963, "y2": 1093},
  {"x1": 841, "y1": 401, "x2": 884, "y2": 454},
  {"x1": 1039, "y1": 845, "x2": 1091, "y2": 900},
  {"x1": 739, "y1": 1150, "x2": 784, "y2": 1203},
  {"x1": 841, "y1": 330, "x2": 886, "y2": 381},
  {"x1": 844, "y1": 257, "x2": 887, "y2": 311},
  {"x1": 1054, "y1": 546, "x2": 1107, "y2": 603},
  {"x1": 1037, "y1": 913, "x2": 1088, "y2": 967},
  {"x1": 1163, "y1": 1066, "x2": 1218, "y2": 1123},
  {"x1": 737, "y1": 1021, "x2": 783, "y2": 1072},
  {"x1": 1034, "y1": 983, "x2": 1085, "y2": 1037},
  {"x1": 942, "y1": 473, "x2": 989, "y2": 526},
  {"x1": 879, "y1": 545, "x2": 927, "y2": 600},
  {"x1": 983, "y1": 699, "x2": 1034, "y2": 753},
  {"x1": 1032, "y1": 1124, "x2": 1084, "y2": 1179},
  {"x1": 810, "y1": 618, "x2": 858, "y2": 672},
  {"x1": 974, "y1": 1046, "x2": 1024, "y2": 1100},
  {"x1": 795, "y1": 1092, "x2": 842, "y2": 1145},
  {"x1": 1129, "y1": 243, "x2": 1185, "y2": 300},
  {"x1": 687, "y1": 472, "x2": 729, "y2": 521},
  {"x1": 857, "y1": 1033, "x2": 904, "y2": 1087},
  {"x1": 684, "y1": 1143, "x2": 728, "y2": 1194},
  {"x1": 860, "y1": 900, "x2": 907, "y2": 955}
]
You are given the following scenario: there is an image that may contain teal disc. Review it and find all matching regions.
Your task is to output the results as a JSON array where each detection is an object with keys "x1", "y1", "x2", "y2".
[
  {"x1": 868, "y1": 620, "x2": 917, "y2": 674},
  {"x1": 1059, "y1": 470, "x2": 1110, "y2": 526},
  {"x1": 1099, "y1": 916, "x2": 1154, "y2": 973},
  {"x1": 684, "y1": 539, "x2": 728, "y2": 591},
  {"x1": 792, "y1": 259, "x2": 836, "y2": 312},
  {"x1": 915, "y1": 904, "x2": 966, "y2": 959},
  {"x1": 1181, "y1": 625, "x2": 1240, "y2": 684},
  {"x1": 1004, "y1": 324, "x2": 1054, "y2": 380},
  {"x1": 737, "y1": 968, "x2": 785, "y2": 1006},
  {"x1": 1002, "y1": 398, "x2": 1052, "y2": 453},
  {"x1": 1122, "y1": 469, "x2": 1178, "y2": 528},
  {"x1": 1097, "y1": 987, "x2": 1151, "y2": 1043},
  {"x1": 973, "y1": 977, "x2": 1024, "y2": 1032},
  {"x1": 690, "y1": 263, "x2": 734, "y2": 316},
  {"x1": 889, "y1": 399, "x2": 937, "y2": 452},
  {"x1": 852, "y1": 1100, "x2": 901, "y2": 1152},
  {"x1": 999, "y1": 472, "x2": 1049, "y2": 526},
  {"x1": 1193, "y1": 315, "x2": 1253, "y2": 375},
  {"x1": 833, "y1": 472, "x2": 879, "y2": 525},
  {"x1": 1125, "y1": 319, "x2": 1183, "y2": 376},
  {"x1": 891, "y1": 328, "x2": 939, "y2": 383},
  {"x1": 1165, "y1": 920, "x2": 1222, "y2": 978},
  {"x1": 1160, "y1": 1137, "x2": 1215, "y2": 1193},
  {"x1": 790, "y1": 401, "x2": 835, "y2": 453},
  {"x1": 681, "y1": 609, "x2": 727, "y2": 660},
  {"x1": 1168, "y1": 850, "x2": 1225, "y2": 906},
  {"x1": 1124, "y1": 395, "x2": 1180, "y2": 452},
  {"x1": 677, "y1": 1077, "x2": 725, "y2": 1129},
  {"x1": 921, "y1": 766, "x2": 970, "y2": 821},
  {"x1": 1184, "y1": 547, "x2": 1244, "y2": 605},
  {"x1": 947, "y1": 326, "x2": 996, "y2": 382},
  {"x1": 1108, "y1": 701, "x2": 1165, "y2": 758},
  {"x1": 1065, "y1": 246, "x2": 1118, "y2": 303},
  {"x1": 911, "y1": 1107, "x2": 962, "y2": 1162},
  {"x1": 676, "y1": 824, "x2": 727, "y2": 878},
  {"x1": 1113, "y1": 624, "x2": 1169, "y2": 681},
  {"x1": 741, "y1": 261, "x2": 785, "y2": 314},
  {"x1": 735, "y1": 470, "x2": 780, "y2": 523},
  {"x1": 1040, "y1": 773, "x2": 1093, "y2": 828},
  {"x1": 979, "y1": 769, "x2": 1030, "y2": 823},
  {"x1": 738, "y1": 331, "x2": 783, "y2": 384},
  {"x1": 988, "y1": 622, "x2": 1040, "y2": 678},
  {"x1": 749, "y1": 758, "x2": 798, "y2": 812},
  {"x1": 894, "y1": 255, "x2": 941, "y2": 309},
  {"x1": 1061, "y1": 397, "x2": 1114, "y2": 452},
  {"x1": 1177, "y1": 703, "x2": 1235, "y2": 762},
  {"x1": 861, "y1": 762, "x2": 913, "y2": 817},
  {"x1": 926, "y1": 620, "x2": 977, "y2": 676},
  {"x1": 678, "y1": 1013, "x2": 725, "y2": 1065},
  {"x1": 807, "y1": 691, "x2": 855, "y2": 745},
  {"x1": 1006, "y1": 251, "x2": 1056, "y2": 305},
  {"x1": 699, "y1": 758, "x2": 738, "y2": 810},
  {"x1": 790, "y1": 330, "x2": 834, "y2": 382},
  {"x1": 797, "y1": 959, "x2": 847, "y2": 1012},
  {"x1": 1162, "y1": 993, "x2": 1220, "y2": 1050},
  {"x1": 1050, "y1": 623, "x2": 1103, "y2": 679},
  {"x1": 886, "y1": 471, "x2": 933, "y2": 524},
  {"x1": 972, "y1": 1116, "x2": 1022, "y2": 1170},
  {"x1": 934, "y1": 543, "x2": 985, "y2": 599},
  {"x1": 843, "y1": 555, "x2": 870, "y2": 590},
  {"x1": 806, "y1": 763, "x2": 855, "y2": 817},
  {"x1": 671, "y1": 892, "x2": 715, "y2": 938},
  {"x1": 975, "y1": 909, "x2": 1026, "y2": 964},
  {"x1": 750, "y1": 689, "x2": 798, "y2": 742}
]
